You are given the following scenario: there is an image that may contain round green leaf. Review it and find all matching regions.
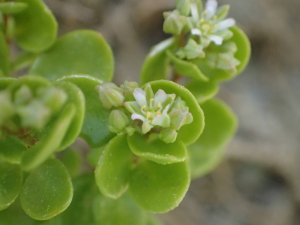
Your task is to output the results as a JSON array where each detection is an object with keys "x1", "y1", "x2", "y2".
[
  {"x1": 29, "y1": 30, "x2": 114, "y2": 81},
  {"x1": 129, "y1": 160, "x2": 190, "y2": 213},
  {"x1": 7, "y1": 76, "x2": 50, "y2": 93},
  {"x1": 127, "y1": 132, "x2": 187, "y2": 165},
  {"x1": 60, "y1": 148, "x2": 82, "y2": 178},
  {"x1": 95, "y1": 134, "x2": 132, "y2": 199},
  {"x1": 14, "y1": 0, "x2": 57, "y2": 52},
  {"x1": 148, "y1": 80, "x2": 204, "y2": 146},
  {"x1": 0, "y1": 136, "x2": 27, "y2": 164},
  {"x1": 87, "y1": 145, "x2": 106, "y2": 167},
  {"x1": 185, "y1": 80, "x2": 219, "y2": 103},
  {"x1": 93, "y1": 193, "x2": 147, "y2": 225},
  {"x1": 0, "y1": 2, "x2": 27, "y2": 14},
  {"x1": 0, "y1": 31, "x2": 9, "y2": 76},
  {"x1": 11, "y1": 52, "x2": 38, "y2": 72},
  {"x1": 230, "y1": 25, "x2": 251, "y2": 75},
  {"x1": 21, "y1": 103, "x2": 76, "y2": 171},
  {"x1": 53, "y1": 81, "x2": 85, "y2": 151},
  {"x1": 0, "y1": 161, "x2": 22, "y2": 211},
  {"x1": 20, "y1": 159, "x2": 73, "y2": 220},
  {"x1": 140, "y1": 38, "x2": 174, "y2": 85},
  {"x1": 166, "y1": 50, "x2": 208, "y2": 81},
  {"x1": 147, "y1": 216, "x2": 165, "y2": 225},
  {"x1": 187, "y1": 98, "x2": 237, "y2": 179},
  {"x1": 56, "y1": 75, "x2": 114, "y2": 148}
]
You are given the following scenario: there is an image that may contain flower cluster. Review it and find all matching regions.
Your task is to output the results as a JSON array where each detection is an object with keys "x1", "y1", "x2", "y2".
[
  {"x1": 0, "y1": 85, "x2": 67, "y2": 138},
  {"x1": 163, "y1": 0, "x2": 240, "y2": 70},
  {"x1": 96, "y1": 82, "x2": 193, "y2": 143}
]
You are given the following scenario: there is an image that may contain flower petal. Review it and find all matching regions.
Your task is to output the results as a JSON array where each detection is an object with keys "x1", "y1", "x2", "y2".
[
  {"x1": 154, "y1": 89, "x2": 167, "y2": 107},
  {"x1": 209, "y1": 35, "x2": 223, "y2": 45},
  {"x1": 216, "y1": 18, "x2": 235, "y2": 31},
  {"x1": 124, "y1": 101, "x2": 141, "y2": 114},
  {"x1": 190, "y1": 3, "x2": 200, "y2": 22},
  {"x1": 152, "y1": 114, "x2": 171, "y2": 128},
  {"x1": 191, "y1": 28, "x2": 202, "y2": 36},
  {"x1": 133, "y1": 88, "x2": 147, "y2": 107},
  {"x1": 131, "y1": 113, "x2": 146, "y2": 122},
  {"x1": 204, "y1": 0, "x2": 218, "y2": 19}
]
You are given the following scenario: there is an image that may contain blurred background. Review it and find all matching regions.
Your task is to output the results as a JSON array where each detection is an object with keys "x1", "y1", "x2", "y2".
[{"x1": 42, "y1": 0, "x2": 300, "y2": 224}]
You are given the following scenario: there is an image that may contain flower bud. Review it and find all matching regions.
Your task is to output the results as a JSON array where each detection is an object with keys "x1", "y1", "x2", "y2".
[
  {"x1": 163, "y1": 10, "x2": 183, "y2": 35},
  {"x1": 176, "y1": 0, "x2": 191, "y2": 16},
  {"x1": 121, "y1": 81, "x2": 139, "y2": 101},
  {"x1": 184, "y1": 39, "x2": 205, "y2": 59},
  {"x1": 108, "y1": 110, "x2": 129, "y2": 134},
  {"x1": 159, "y1": 128, "x2": 178, "y2": 143},
  {"x1": 169, "y1": 108, "x2": 193, "y2": 130},
  {"x1": 14, "y1": 85, "x2": 33, "y2": 105},
  {"x1": 0, "y1": 91, "x2": 14, "y2": 125},
  {"x1": 37, "y1": 87, "x2": 68, "y2": 114},
  {"x1": 96, "y1": 83, "x2": 125, "y2": 109}
]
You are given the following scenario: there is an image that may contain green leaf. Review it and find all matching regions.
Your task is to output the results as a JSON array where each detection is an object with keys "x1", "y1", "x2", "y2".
[
  {"x1": 0, "y1": 31, "x2": 9, "y2": 76},
  {"x1": 87, "y1": 146, "x2": 106, "y2": 167},
  {"x1": 11, "y1": 52, "x2": 38, "y2": 72},
  {"x1": 52, "y1": 81, "x2": 85, "y2": 151},
  {"x1": 0, "y1": 78, "x2": 15, "y2": 90},
  {"x1": 127, "y1": 132, "x2": 187, "y2": 165},
  {"x1": 0, "y1": 2, "x2": 27, "y2": 14},
  {"x1": 14, "y1": 0, "x2": 57, "y2": 52},
  {"x1": 185, "y1": 80, "x2": 219, "y2": 103},
  {"x1": 147, "y1": 216, "x2": 165, "y2": 225},
  {"x1": 29, "y1": 30, "x2": 114, "y2": 81},
  {"x1": 230, "y1": 26, "x2": 251, "y2": 75},
  {"x1": 148, "y1": 80, "x2": 204, "y2": 146},
  {"x1": 166, "y1": 50, "x2": 208, "y2": 81},
  {"x1": 95, "y1": 134, "x2": 132, "y2": 199},
  {"x1": 20, "y1": 159, "x2": 73, "y2": 220},
  {"x1": 56, "y1": 75, "x2": 114, "y2": 148},
  {"x1": 59, "y1": 174, "x2": 98, "y2": 225},
  {"x1": 21, "y1": 104, "x2": 76, "y2": 171},
  {"x1": 140, "y1": 38, "x2": 174, "y2": 85},
  {"x1": 0, "y1": 161, "x2": 22, "y2": 211},
  {"x1": 187, "y1": 98, "x2": 237, "y2": 179},
  {"x1": 60, "y1": 148, "x2": 82, "y2": 178},
  {"x1": 129, "y1": 160, "x2": 190, "y2": 213},
  {"x1": 93, "y1": 193, "x2": 147, "y2": 225},
  {"x1": 0, "y1": 136, "x2": 27, "y2": 164}
]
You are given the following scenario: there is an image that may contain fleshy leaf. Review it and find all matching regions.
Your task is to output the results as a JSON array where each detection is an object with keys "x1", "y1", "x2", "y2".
[
  {"x1": 187, "y1": 98, "x2": 237, "y2": 179},
  {"x1": 140, "y1": 38, "x2": 174, "y2": 85},
  {"x1": 56, "y1": 75, "x2": 114, "y2": 148},
  {"x1": 21, "y1": 103, "x2": 76, "y2": 171},
  {"x1": 0, "y1": 161, "x2": 22, "y2": 211},
  {"x1": 95, "y1": 134, "x2": 132, "y2": 199},
  {"x1": 93, "y1": 193, "x2": 147, "y2": 225},
  {"x1": 0, "y1": 136, "x2": 27, "y2": 164},
  {"x1": 0, "y1": 2, "x2": 27, "y2": 14},
  {"x1": 87, "y1": 146, "x2": 106, "y2": 167},
  {"x1": 60, "y1": 148, "x2": 82, "y2": 178},
  {"x1": 20, "y1": 159, "x2": 73, "y2": 220},
  {"x1": 0, "y1": 31, "x2": 9, "y2": 76},
  {"x1": 129, "y1": 160, "x2": 190, "y2": 213},
  {"x1": 52, "y1": 81, "x2": 85, "y2": 151},
  {"x1": 147, "y1": 80, "x2": 204, "y2": 145},
  {"x1": 127, "y1": 132, "x2": 187, "y2": 165},
  {"x1": 11, "y1": 52, "x2": 38, "y2": 72},
  {"x1": 147, "y1": 216, "x2": 165, "y2": 225},
  {"x1": 29, "y1": 30, "x2": 114, "y2": 81},
  {"x1": 0, "y1": 78, "x2": 15, "y2": 90},
  {"x1": 14, "y1": 0, "x2": 57, "y2": 52},
  {"x1": 185, "y1": 80, "x2": 219, "y2": 103},
  {"x1": 166, "y1": 50, "x2": 208, "y2": 81}
]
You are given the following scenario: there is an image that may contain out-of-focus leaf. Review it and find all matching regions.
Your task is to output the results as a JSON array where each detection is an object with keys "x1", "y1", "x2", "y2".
[
  {"x1": 0, "y1": 161, "x2": 22, "y2": 211},
  {"x1": 140, "y1": 38, "x2": 174, "y2": 85},
  {"x1": 87, "y1": 146, "x2": 105, "y2": 167},
  {"x1": 127, "y1": 132, "x2": 187, "y2": 165},
  {"x1": 0, "y1": 2, "x2": 27, "y2": 14},
  {"x1": 166, "y1": 50, "x2": 208, "y2": 81},
  {"x1": 129, "y1": 160, "x2": 190, "y2": 213},
  {"x1": 95, "y1": 134, "x2": 132, "y2": 199},
  {"x1": 20, "y1": 159, "x2": 73, "y2": 220},
  {"x1": 148, "y1": 80, "x2": 204, "y2": 146},
  {"x1": 0, "y1": 78, "x2": 15, "y2": 90},
  {"x1": 0, "y1": 31, "x2": 9, "y2": 76},
  {"x1": 0, "y1": 136, "x2": 27, "y2": 164},
  {"x1": 11, "y1": 52, "x2": 38, "y2": 72},
  {"x1": 147, "y1": 215, "x2": 165, "y2": 225},
  {"x1": 185, "y1": 80, "x2": 219, "y2": 103},
  {"x1": 60, "y1": 148, "x2": 82, "y2": 178},
  {"x1": 56, "y1": 75, "x2": 114, "y2": 148},
  {"x1": 93, "y1": 193, "x2": 147, "y2": 225},
  {"x1": 14, "y1": 0, "x2": 57, "y2": 52},
  {"x1": 188, "y1": 98, "x2": 237, "y2": 179},
  {"x1": 29, "y1": 30, "x2": 114, "y2": 81}
]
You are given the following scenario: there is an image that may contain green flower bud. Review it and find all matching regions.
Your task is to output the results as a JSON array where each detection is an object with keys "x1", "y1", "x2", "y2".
[
  {"x1": 37, "y1": 87, "x2": 68, "y2": 114},
  {"x1": 176, "y1": 0, "x2": 191, "y2": 16},
  {"x1": 0, "y1": 91, "x2": 14, "y2": 125},
  {"x1": 163, "y1": 10, "x2": 183, "y2": 35},
  {"x1": 96, "y1": 82, "x2": 125, "y2": 109},
  {"x1": 121, "y1": 81, "x2": 139, "y2": 101},
  {"x1": 159, "y1": 128, "x2": 178, "y2": 143},
  {"x1": 183, "y1": 39, "x2": 205, "y2": 59},
  {"x1": 14, "y1": 85, "x2": 33, "y2": 105},
  {"x1": 169, "y1": 97, "x2": 193, "y2": 130},
  {"x1": 216, "y1": 52, "x2": 240, "y2": 70},
  {"x1": 17, "y1": 100, "x2": 51, "y2": 130},
  {"x1": 108, "y1": 110, "x2": 130, "y2": 134}
]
